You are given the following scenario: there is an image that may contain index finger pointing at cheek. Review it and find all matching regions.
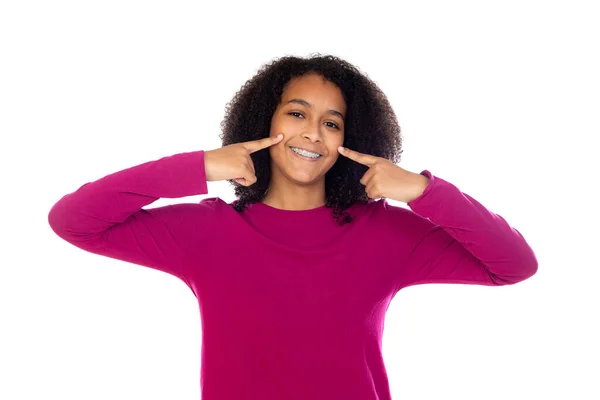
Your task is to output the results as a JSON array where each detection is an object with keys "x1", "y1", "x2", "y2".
[
  {"x1": 244, "y1": 133, "x2": 284, "y2": 153},
  {"x1": 338, "y1": 146, "x2": 376, "y2": 166}
]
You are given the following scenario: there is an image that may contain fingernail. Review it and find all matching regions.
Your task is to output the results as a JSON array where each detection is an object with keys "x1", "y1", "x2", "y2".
[
  {"x1": 277, "y1": 134, "x2": 283, "y2": 139},
  {"x1": 338, "y1": 146, "x2": 345, "y2": 153}
]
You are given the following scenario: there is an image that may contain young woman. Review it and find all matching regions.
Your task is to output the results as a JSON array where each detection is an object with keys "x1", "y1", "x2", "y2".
[{"x1": 48, "y1": 54, "x2": 538, "y2": 400}]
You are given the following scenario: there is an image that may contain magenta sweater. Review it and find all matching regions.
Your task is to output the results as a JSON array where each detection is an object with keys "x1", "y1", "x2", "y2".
[{"x1": 48, "y1": 150, "x2": 537, "y2": 399}]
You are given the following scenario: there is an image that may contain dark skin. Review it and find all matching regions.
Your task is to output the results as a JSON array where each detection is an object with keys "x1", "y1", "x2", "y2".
[
  {"x1": 337, "y1": 146, "x2": 430, "y2": 204},
  {"x1": 262, "y1": 73, "x2": 429, "y2": 210},
  {"x1": 263, "y1": 73, "x2": 347, "y2": 210}
]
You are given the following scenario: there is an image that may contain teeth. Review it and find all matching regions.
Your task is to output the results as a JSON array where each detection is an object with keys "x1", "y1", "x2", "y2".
[{"x1": 291, "y1": 147, "x2": 321, "y2": 158}]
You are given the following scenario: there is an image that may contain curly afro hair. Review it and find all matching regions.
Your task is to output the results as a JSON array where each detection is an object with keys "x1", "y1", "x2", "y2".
[{"x1": 219, "y1": 53, "x2": 403, "y2": 226}]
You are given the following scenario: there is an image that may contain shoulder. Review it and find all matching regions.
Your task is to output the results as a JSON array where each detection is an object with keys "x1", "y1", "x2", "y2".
[
  {"x1": 198, "y1": 196, "x2": 231, "y2": 210},
  {"x1": 193, "y1": 196, "x2": 242, "y2": 218},
  {"x1": 153, "y1": 197, "x2": 233, "y2": 223},
  {"x1": 355, "y1": 198, "x2": 414, "y2": 219},
  {"x1": 358, "y1": 199, "x2": 433, "y2": 234}
]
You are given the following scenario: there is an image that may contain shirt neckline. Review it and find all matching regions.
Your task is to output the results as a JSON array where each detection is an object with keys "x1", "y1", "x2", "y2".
[{"x1": 252, "y1": 201, "x2": 330, "y2": 214}]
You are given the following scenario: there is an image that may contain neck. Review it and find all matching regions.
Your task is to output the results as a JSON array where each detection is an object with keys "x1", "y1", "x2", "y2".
[{"x1": 261, "y1": 180, "x2": 327, "y2": 211}]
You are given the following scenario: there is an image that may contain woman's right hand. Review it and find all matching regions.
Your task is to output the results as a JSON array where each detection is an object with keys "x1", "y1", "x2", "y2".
[{"x1": 204, "y1": 133, "x2": 284, "y2": 186}]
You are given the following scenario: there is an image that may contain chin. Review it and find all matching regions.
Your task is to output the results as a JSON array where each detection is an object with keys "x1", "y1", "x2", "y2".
[
  {"x1": 288, "y1": 172, "x2": 322, "y2": 185},
  {"x1": 273, "y1": 164, "x2": 320, "y2": 184}
]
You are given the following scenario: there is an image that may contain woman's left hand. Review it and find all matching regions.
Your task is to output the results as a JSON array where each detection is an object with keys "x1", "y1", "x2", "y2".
[{"x1": 338, "y1": 146, "x2": 430, "y2": 204}]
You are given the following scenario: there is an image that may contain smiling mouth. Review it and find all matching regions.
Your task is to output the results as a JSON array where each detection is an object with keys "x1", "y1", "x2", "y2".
[{"x1": 289, "y1": 146, "x2": 322, "y2": 161}]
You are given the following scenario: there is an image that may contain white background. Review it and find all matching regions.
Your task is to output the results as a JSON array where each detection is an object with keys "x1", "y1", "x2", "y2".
[{"x1": 1, "y1": 1, "x2": 598, "y2": 399}]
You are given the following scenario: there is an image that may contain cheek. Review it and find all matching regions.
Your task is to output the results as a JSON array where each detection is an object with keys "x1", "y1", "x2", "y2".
[
  {"x1": 269, "y1": 144, "x2": 285, "y2": 163},
  {"x1": 328, "y1": 137, "x2": 344, "y2": 157},
  {"x1": 271, "y1": 115, "x2": 293, "y2": 132}
]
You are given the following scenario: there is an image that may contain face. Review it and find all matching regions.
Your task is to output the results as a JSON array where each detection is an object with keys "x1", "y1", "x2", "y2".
[{"x1": 269, "y1": 74, "x2": 346, "y2": 186}]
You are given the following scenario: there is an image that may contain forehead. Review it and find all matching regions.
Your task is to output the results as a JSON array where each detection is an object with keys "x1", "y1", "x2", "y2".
[{"x1": 282, "y1": 75, "x2": 346, "y2": 110}]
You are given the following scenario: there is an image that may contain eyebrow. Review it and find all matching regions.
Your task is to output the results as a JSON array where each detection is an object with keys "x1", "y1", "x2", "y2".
[{"x1": 285, "y1": 98, "x2": 345, "y2": 120}]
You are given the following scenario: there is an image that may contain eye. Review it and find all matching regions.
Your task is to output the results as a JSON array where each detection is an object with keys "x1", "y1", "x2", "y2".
[{"x1": 288, "y1": 112, "x2": 340, "y2": 130}]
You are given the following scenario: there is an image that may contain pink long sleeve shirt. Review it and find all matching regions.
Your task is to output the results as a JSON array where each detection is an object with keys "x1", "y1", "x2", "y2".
[{"x1": 48, "y1": 150, "x2": 537, "y2": 399}]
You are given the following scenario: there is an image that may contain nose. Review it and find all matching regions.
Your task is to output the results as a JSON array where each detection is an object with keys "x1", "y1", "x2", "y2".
[
  {"x1": 301, "y1": 133, "x2": 321, "y2": 143},
  {"x1": 301, "y1": 121, "x2": 324, "y2": 143}
]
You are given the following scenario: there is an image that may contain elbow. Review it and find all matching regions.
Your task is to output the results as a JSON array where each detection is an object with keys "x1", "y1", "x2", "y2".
[
  {"x1": 514, "y1": 260, "x2": 538, "y2": 284},
  {"x1": 48, "y1": 201, "x2": 63, "y2": 235},
  {"x1": 494, "y1": 239, "x2": 539, "y2": 285},
  {"x1": 510, "y1": 230, "x2": 539, "y2": 284},
  {"x1": 485, "y1": 244, "x2": 539, "y2": 286},
  {"x1": 492, "y1": 260, "x2": 538, "y2": 286},
  {"x1": 48, "y1": 202, "x2": 71, "y2": 242},
  {"x1": 516, "y1": 248, "x2": 539, "y2": 283},
  {"x1": 47, "y1": 198, "x2": 77, "y2": 241}
]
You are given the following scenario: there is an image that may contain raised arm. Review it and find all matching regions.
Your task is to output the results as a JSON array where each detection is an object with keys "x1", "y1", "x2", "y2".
[
  {"x1": 388, "y1": 170, "x2": 538, "y2": 292},
  {"x1": 48, "y1": 150, "x2": 212, "y2": 282}
]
